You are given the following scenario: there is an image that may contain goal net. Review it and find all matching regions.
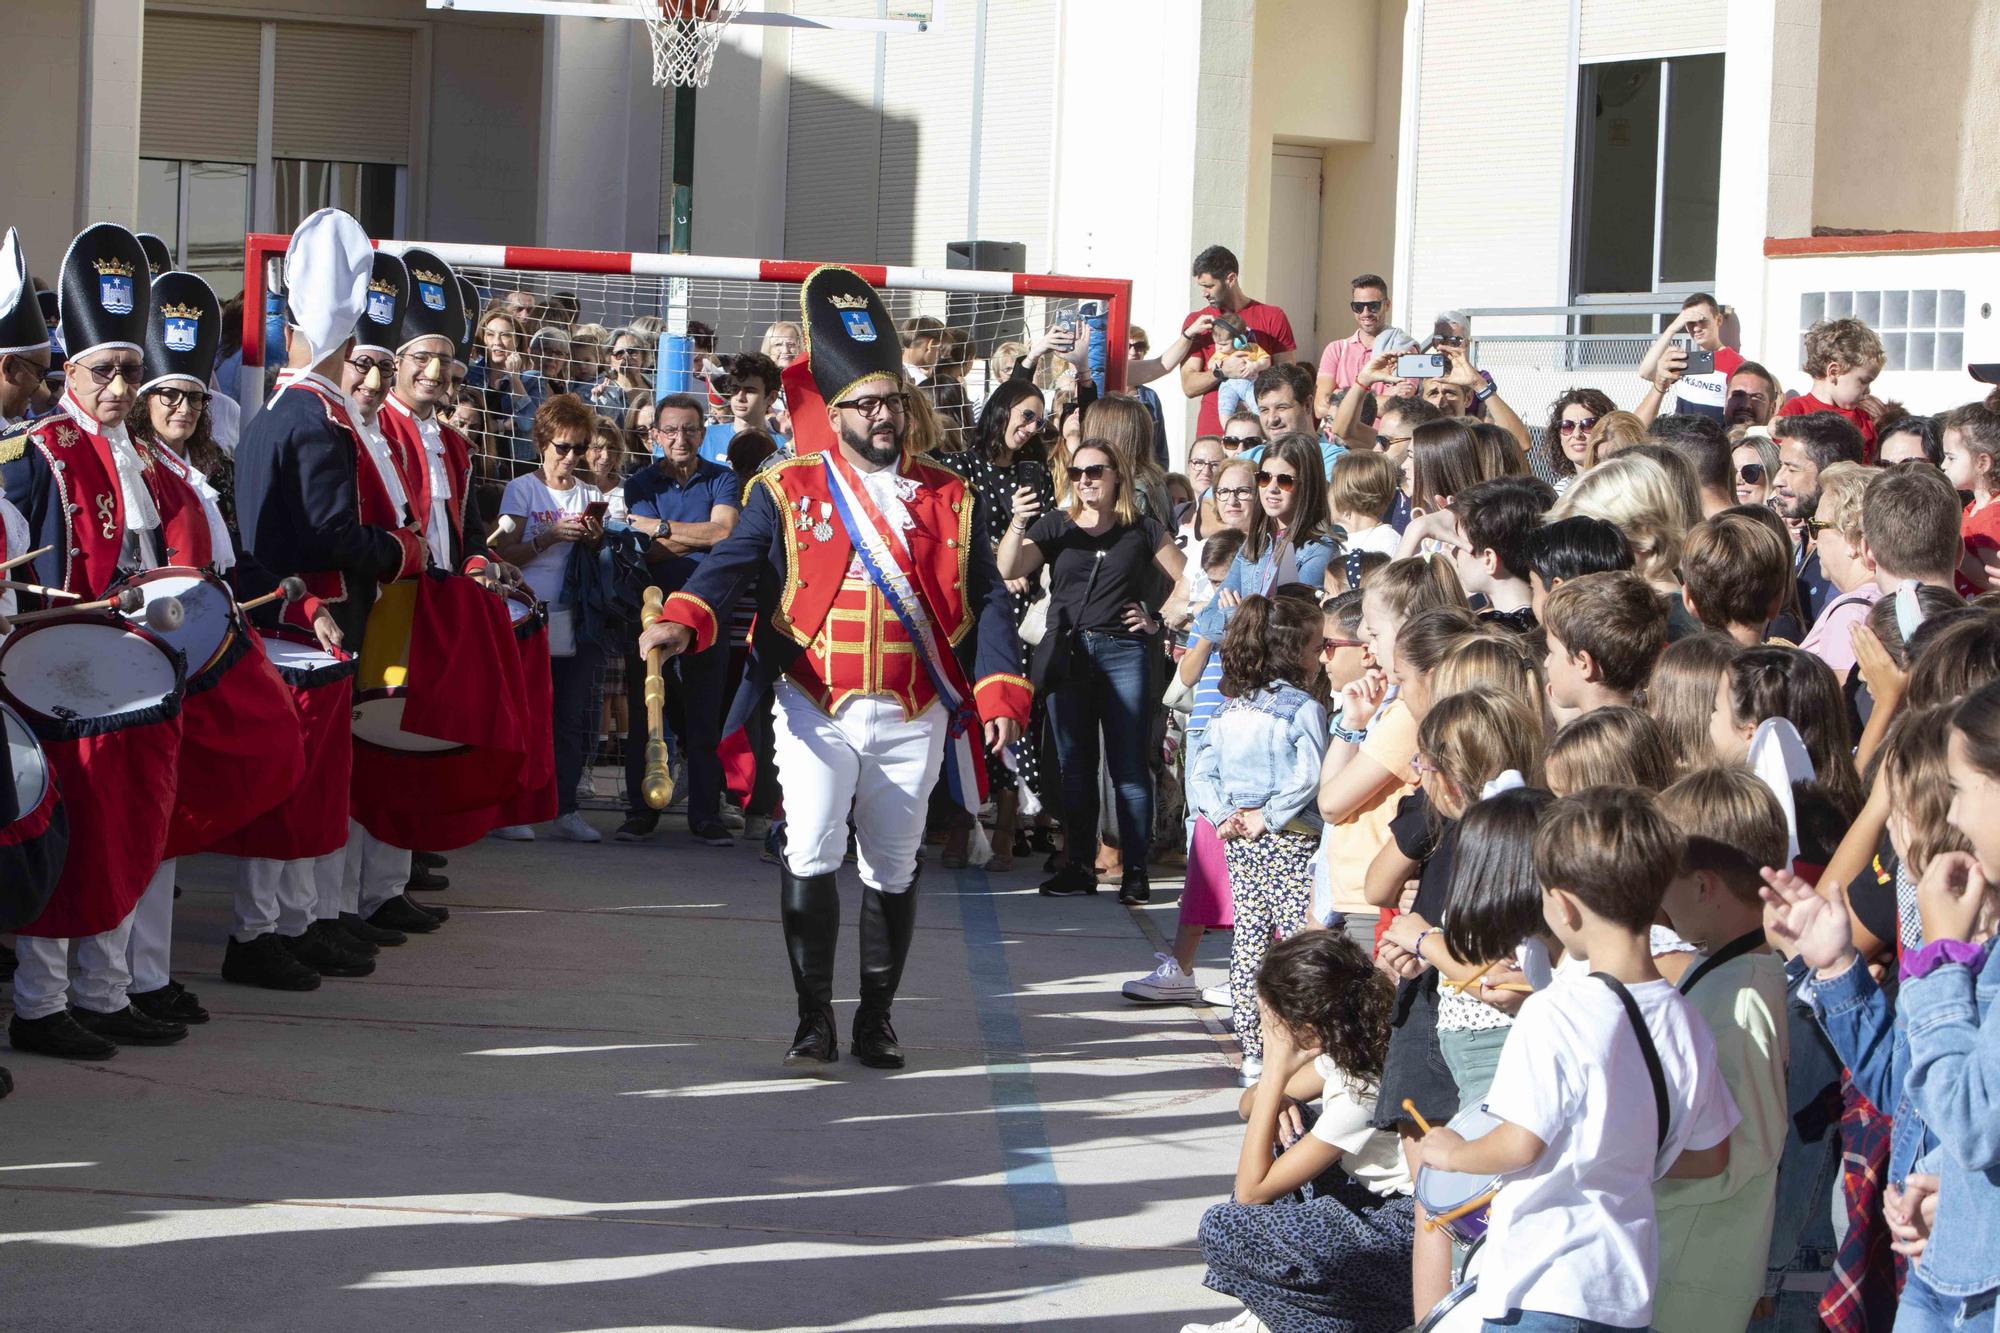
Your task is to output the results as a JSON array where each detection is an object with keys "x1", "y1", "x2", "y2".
[{"x1": 240, "y1": 236, "x2": 1130, "y2": 809}]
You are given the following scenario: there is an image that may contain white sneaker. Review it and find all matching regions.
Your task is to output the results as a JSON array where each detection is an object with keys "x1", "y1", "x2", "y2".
[
  {"x1": 576, "y1": 772, "x2": 600, "y2": 799},
  {"x1": 1238, "y1": 1054, "x2": 1263, "y2": 1087},
  {"x1": 1180, "y1": 1307, "x2": 1266, "y2": 1333},
  {"x1": 492, "y1": 824, "x2": 535, "y2": 842},
  {"x1": 1200, "y1": 983, "x2": 1233, "y2": 1011},
  {"x1": 551, "y1": 811, "x2": 601, "y2": 843},
  {"x1": 1122, "y1": 953, "x2": 1201, "y2": 1003}
]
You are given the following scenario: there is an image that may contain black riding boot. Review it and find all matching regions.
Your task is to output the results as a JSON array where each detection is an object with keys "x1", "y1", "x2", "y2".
[
  {"x1": 853, "y1": 871, "x2": 920, "y2": 1069},
  {"x1": 780, "y1": 868, "x2": 841, "y2": 1068}
]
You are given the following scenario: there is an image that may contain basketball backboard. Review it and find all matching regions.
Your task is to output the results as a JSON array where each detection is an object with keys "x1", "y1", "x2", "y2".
[{"x1": 424, "y1": 0, "x2": 932, "y2": 32}]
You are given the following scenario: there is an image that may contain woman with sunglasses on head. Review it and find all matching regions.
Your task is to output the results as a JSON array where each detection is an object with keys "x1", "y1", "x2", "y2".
[
  {"x1": 1000, "y1": 438, "x2": 1187, "y2": 903},
  {"x1": 1541, "y1": 387, "x2": 1616, "y2": 493}
]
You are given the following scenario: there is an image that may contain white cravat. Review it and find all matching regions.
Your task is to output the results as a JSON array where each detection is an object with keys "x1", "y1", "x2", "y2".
[
  {"x1": 411, "y1": 409, "x2": 454, "y2": 569},
  {"x1": 61, "y1": 390, "x2": 161, "y2": 570},
  {"x1": 151, "y1": 439, "x2": 237, "y2": 573},
  {"x1": 351, "y1": 406, "x2": 414, "y2": 524}
]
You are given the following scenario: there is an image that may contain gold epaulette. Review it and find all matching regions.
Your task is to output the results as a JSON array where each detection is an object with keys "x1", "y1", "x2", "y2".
[{"x1": 0, "y1": 419, "x2": 35, "y2": 466}]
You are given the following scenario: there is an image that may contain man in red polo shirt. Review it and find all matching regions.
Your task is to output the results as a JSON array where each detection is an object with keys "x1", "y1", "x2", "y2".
[{"x1": 1178, "y1": 244, "x2": 1296, "y2": 436}]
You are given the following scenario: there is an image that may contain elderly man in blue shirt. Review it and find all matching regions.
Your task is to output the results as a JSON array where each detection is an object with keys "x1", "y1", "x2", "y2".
[{"x1": 614, "y1": 392, "x2": 742, "y2": 845}]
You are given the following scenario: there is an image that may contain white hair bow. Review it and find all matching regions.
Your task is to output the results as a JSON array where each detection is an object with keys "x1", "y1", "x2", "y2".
[{"x1": 1481, "y1": 769, "x2": 1527, "y2": 800}]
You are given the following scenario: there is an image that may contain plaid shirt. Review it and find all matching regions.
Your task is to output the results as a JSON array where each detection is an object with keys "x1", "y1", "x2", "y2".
[{"x1": 1820, "y1": 1075, "x2": 1903, "y2": 1333}]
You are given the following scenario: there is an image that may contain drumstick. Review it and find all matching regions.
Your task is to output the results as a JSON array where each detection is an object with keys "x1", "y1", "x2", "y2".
[
  {"x1": 639, "y1": 586, "x2": 675, "y2": 811},
  {"x1": 237, "y1": 575, "x2": 309, "y2": 614},
  {"x1": 1423, "y1": 1188, "x2": 1499, "y2": 1233},
  {"x1": 0, "y1": 544, "x2": 51, "y2": 574},
  {"x1": 1440, "y1": 958, "x2": 1500, "y2": 994},
  {"x1": 0, "y1": 578, "x2": 81, "y2": 601},
  {"x1": 1402, "y1": 1099, "x2": 1435, "y2": 1135},
  {"x1": 1488, "y1": 982, "x2": 1535, "y2": 994},
  {"x1": 4, "y1": 586, "x2": 145, "y2": 624}
]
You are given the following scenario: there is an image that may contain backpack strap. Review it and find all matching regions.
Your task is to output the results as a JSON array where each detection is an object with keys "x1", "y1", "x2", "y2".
[{"x1": 1593, "y1": 972, "x2": 1670, "y2": 1156}]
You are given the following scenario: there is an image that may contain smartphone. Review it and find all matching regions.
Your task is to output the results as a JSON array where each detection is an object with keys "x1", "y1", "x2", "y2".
[
  {"x1": 1016, "y1": 460, "x2": 1051, "y2": 495},
  {"x1": 584, "y1": 500, "x2": 609, "y2": 522},
  {"x1": 1397, "y1": 353, "x2": 1446, "y2": 379},
  {"x1": 1054, "y1": 308, "x2": 1076, "y2": 333},
  {"x1": 1675, "y1": 336, "x2": 1715, "y2": 377}
]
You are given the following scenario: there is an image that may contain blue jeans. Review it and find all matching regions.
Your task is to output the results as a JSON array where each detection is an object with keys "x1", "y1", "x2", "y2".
[
  {"x1": 550, "y1": 640, "x2": 605, "y2": 817},
  {"x1": 1047, "y1": 631, "x2": 1154, "y2": 875},
  {"x1": 1483, "y1": 1313, "x2": 1646, "y2": 1333},
  {"x1": 623, "y1": 637, "x2": 726, "y2": 822},
  {"x1": 1897, "y1": 1273, "x2": 1998, "y2": 1333}
]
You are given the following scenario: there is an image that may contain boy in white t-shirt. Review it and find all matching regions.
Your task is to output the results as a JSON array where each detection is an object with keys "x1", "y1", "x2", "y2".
[{"x1": 1418, "y1": 785, "x2": 1739, "y2": 1333}]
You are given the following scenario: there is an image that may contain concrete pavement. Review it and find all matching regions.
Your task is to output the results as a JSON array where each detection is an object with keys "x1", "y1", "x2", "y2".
[{"x1": 0, "y1": 816, "x2": 1250, "y2": 1333}]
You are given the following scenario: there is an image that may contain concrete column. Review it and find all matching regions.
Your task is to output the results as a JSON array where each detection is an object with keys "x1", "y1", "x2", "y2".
[
  {"x1": 689, "y1": 20, "x2": 791, "y2": 263},
  {"x1": 4, "y1": 5, "x2": 85, "y2": 276},
  {"x1": 76, "y1": 0, "x2": 145, "y2": 230},
  {"x1": 1192, "y1": 0, "x2": 1254, "y2": 268},
  {"x1": 537, "y1": 16, "x2": 662, "y2": 251},
  {"x1": 1715, "y1": 0, "x2": 1821, "y2": 359}
]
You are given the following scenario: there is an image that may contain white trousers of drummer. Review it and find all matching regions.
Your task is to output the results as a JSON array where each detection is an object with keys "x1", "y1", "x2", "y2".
[
  {"x1": 228, "y1": 854, "x2": 330, "y2": 942},
  {"x1": 771, "y1": 682, "x2": 948, "y2": 893},
  {"x1": 12, "y1": 911, "x2": 143, "y2": 1020},
  {"x1": 124, "y1": 859, "x2": 180, "y2": 994},
  {"x1": 345, "y1": 821, "x2": 412, "y2": 916}
]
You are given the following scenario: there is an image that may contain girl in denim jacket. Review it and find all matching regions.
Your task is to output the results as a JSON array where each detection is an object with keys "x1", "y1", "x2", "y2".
[
  {"x1": 1764, "y1": 688, "x2": 2000, "y2": 1332},
  {"x1": 1188, "y1": 588, "x2": 1329, "y2": 1080}
]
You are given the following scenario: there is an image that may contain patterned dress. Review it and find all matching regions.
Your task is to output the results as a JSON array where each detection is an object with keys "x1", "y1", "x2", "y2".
[{"x1": 940, "y1": 447, "x2": 1055, "y2": 797}]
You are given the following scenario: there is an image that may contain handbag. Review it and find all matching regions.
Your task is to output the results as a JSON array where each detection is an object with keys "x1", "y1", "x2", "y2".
[{"x1": 546, "y1": 606, "x2": 577, "y2": 658}]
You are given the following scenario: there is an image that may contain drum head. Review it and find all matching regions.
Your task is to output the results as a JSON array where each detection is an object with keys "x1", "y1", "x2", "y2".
[
  {"x1": 263, "y1": 638, "x2": 342, "y2": 672},
  {"x1": 0, "y1": 619, "x2": 181, "y2": 728},
  {"x1": 1415, "y1": 1104, "x2": 1507, "y2": 1213},
  {"x1": 351, "y1": 696, "x2": 465, "y2": 754},
  {"x1": 3, "y1": 702, "x2": 48, "y2": 824},
  {"x1": 118, "y1": 569, "x2": 236, "y2": 676}
]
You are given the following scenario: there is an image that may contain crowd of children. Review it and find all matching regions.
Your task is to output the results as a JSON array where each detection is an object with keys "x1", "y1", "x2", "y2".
[{"x1": 1157, "y1": 359, "x2": 2000, "y2": 1333}]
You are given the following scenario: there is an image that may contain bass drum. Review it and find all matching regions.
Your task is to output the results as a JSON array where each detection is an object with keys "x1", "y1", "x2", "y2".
[
  {"x1": 1415, "y1": 1237, "x2": 1485, "y2": 1333},
  {"x1": 0, "y1": 701, "x2": 68, "y2": 931}
]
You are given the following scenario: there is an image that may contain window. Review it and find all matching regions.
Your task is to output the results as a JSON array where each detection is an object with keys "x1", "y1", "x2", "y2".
[
  {"x1": 273, "y1": 160, "x2": 403, "y2": 241},
  {"x1": 1571, "y1": 54, "x2": 1725, "y2": 302},
  {"x1": 138, "y1": 160, "x2": 254, "y2": 300},
  {"x1": 1801, "y1": 289, "x2": 1966, "y2": 373}
]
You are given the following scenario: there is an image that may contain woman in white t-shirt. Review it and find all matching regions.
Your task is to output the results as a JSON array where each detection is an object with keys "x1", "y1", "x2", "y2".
[
  {"x1": 490, "y1": 394, "x2": 606, "y2": 843},
  {"x1": 1187, "y1": 931, "x2": 1418, "y2": 1333}
]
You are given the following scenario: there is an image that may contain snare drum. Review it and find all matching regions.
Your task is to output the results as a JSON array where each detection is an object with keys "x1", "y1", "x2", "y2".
[
  {"x1": 1413, "y1": 1103, "x2": 1505, "y2": 1248},
  {"x1": 353, "y1": 579, "x2": 458, "y2": 752},
  {"x1": 110, "y1": 565, "x2": 243, "y2": 685},
  {"x1": 208, "y1": 629, "x2": 357, "y2": 862},
  {"x1": 0, "y1": 612, "x2": 185, "y2": 938},
  {"x1": 1, "y1": 701, "x2": 68, "y2": 931}
]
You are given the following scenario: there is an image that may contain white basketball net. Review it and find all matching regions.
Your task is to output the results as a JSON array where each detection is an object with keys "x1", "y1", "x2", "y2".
[{"x1": 636, "y1": 0, "x2": 749, "y2": 88}]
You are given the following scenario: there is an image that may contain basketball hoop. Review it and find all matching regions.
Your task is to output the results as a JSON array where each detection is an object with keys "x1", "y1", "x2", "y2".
[{"x1": 638, "y1": 0, "x2": 748, "y2": 88}]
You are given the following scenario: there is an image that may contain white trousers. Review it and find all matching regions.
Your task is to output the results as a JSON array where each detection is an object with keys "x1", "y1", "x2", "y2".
[
  {"x1": 771, "y1": 682, "x2": 947, "y2": 893},
  {"x1": 230, "y1": 857, "x2": 321, "y2": 941},
  {"x1": 307, "y1": 847, "x2": 350, "y2": 922},
  {"x1": 13, "y1": 914, "x2": 136, "y2": 1020},
  {"x1": 125, "y1": 859, "x2": 178, "y2": 994},
  {"x1": 345, "y1": 821, "x2": 412, "y2": 916}
]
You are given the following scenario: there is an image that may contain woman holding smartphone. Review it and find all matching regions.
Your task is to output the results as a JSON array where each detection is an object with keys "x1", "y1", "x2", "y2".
[{"x1": 490, "y1": 394, "x2": 608, "y2": 844}]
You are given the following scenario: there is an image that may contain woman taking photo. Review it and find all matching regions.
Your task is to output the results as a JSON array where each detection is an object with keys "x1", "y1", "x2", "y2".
[
  {"x1": 490, "y1": 393, "x2": 607, "y2": 845},
  {"x1": 1000, "y1": 438, "x2": 1186, "y2": 904}
]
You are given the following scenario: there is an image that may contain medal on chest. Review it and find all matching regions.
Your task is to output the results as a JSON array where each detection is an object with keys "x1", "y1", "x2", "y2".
[{"x1": 796, "y1": 497, "x2": 834, "y2": 544}]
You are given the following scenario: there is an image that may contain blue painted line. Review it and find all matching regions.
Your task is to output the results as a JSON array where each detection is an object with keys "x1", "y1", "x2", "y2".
[{"x1": 951, "y1": 867, "x2": 1075, "y2": 1247}]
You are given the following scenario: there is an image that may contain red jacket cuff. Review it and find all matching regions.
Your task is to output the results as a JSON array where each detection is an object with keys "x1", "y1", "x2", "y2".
[
  {"x1": 280, "y1": 594, "x2": 328, "y2": 632},
  {"x1": 663, "y1": 591, "x2": 719, "y2": 653},
  {"x1": 388, "y1": 530, "x2": 424, "y2": 582},
  {"x1": 974, "y1": 673, "x2": 1032, "y2": 729}
]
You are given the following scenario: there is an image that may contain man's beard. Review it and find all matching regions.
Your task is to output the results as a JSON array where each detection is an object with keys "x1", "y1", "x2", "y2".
[
  {"x1": 839, "y1": 417, "x2": 903, "y2": 467},
  {"x1": 1780, "y1": 490, "x2": 1818, "y2": 521}
]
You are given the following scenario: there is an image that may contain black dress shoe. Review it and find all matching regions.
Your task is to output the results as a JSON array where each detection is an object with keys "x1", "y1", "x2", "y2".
[
  {"x1": 1038, "y1": 863, "x2": 1099, "y2": 897},
  {"x1": 851, "y1": 1008, "x2": 904, "y2": 1069},
  {"x1": 406, "y1": 867, "x2": 449, "y2": 891},
  {"x1": 315, "y1": 919, "x2": 379, "y2": 959},
  {"x1": 9, "y1": 1011, "x2": 117, "y2": 1059},
  {"x1": 0, "y1": 1064, "x2": 13, "y2": 1097},
  {"x1": 339, "y1": 912, "x2": 406, "y2": 947},
  {"x1": 414, "y1": 896, "x2": 449, "y2": 922},
  {"x1": 1117, "y1": 869, "x2": 1151, "y2": 906},
  {"x1": 284, "y1": 928, "x2": 376, "y2": 978},
  {"x1": 414, "y1": 850, "x2": 449, "y2": 870},
  {"x1": 783, "y1": 1005, "x2": 839, "y2": 1069},
  {"x1": 72, "y1": 1004, "x2": 187, "y2": 1046},
  {"x1": 369, "y1": 894, "x2": 442, "y2": 934},
  {"x1": 221, "y1": 934, "x2": 322, "y2": 991},
  {"x1": 129, "y1": 980, "x2": 210, "y2": 1025}
]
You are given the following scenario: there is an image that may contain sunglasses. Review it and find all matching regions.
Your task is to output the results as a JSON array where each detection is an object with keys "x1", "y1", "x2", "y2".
[
  {"x1": 1255, "y1": 470, "x2": 1297, "y2": 492},
  {"x1": 1350, "y1": 300, "x2": 1383, "y2": 314},
  {"x1": 1066, "y1": 463, "x2": 1114, "y2": 482},
  {"x1": 1558, "y1": 416, "x2": 1600, "y2": 436},
  {"x1": 74, "y1": 360, "x2": 143, "y2": 385},
  {"x1": 1322, "y1": 636, "x2": 1366, "y2": 657},
  {"x1": 1802, "y1": 516, "x2": 1835, "y2": 539},
  {"x1": 1739, "y1": 463, "x2": 1765, "y2": 485},
  {"x1": 548, "y1": 442, "x2": 587, "y2": 456}
]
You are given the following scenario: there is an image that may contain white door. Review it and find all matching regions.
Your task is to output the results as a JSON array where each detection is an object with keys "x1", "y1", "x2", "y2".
[{"x1": 1266, "y1": 145, "x2": 1324, "y2": 359}]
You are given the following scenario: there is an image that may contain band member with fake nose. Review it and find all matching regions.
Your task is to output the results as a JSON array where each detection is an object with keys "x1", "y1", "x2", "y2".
[{"x1": 1, "y1": 222, "x2": 193, "y2": 1061}]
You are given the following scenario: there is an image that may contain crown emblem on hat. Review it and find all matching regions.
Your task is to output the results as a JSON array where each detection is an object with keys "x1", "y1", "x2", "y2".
[
  {"x1": 827, "y1": 293, "x2": 869, "y2": 311},
  {"x1": 158, "y1": 301, "x2": 203, "y2": 321},
  {"x1": 93, "y1": 257, "x2": 136, "y2": 279},
  {"x1": 369, "y1": 277, "x2": 397, "y2": 296},
  {"x1": 409, "y1": 267, "x2": 446, "y2": 286}
]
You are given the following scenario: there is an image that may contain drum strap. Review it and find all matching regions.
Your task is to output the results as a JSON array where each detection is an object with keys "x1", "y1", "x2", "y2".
[
  {"x1": 1592, "y1": 973, "x2": 1670, "y2": 1156},
  {"x1": 1676, "y1": 928, "x2": 1767, "y2": 998}
]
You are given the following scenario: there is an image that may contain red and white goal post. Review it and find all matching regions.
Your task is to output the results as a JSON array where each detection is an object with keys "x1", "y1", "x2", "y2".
[{"x1": 240, "y1": 234, "x2": 1133, "y2": 475}]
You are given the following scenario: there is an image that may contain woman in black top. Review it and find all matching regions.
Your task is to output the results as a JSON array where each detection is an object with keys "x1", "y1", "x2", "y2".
[{"x1": 999, "y1": 439, "x2": 1186, "y2": 904}]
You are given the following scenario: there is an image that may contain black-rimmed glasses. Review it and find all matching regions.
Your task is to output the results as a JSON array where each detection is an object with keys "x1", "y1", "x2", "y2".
[{"x1": 834, "y1": 392, "x2": 909, "y2": 418}]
